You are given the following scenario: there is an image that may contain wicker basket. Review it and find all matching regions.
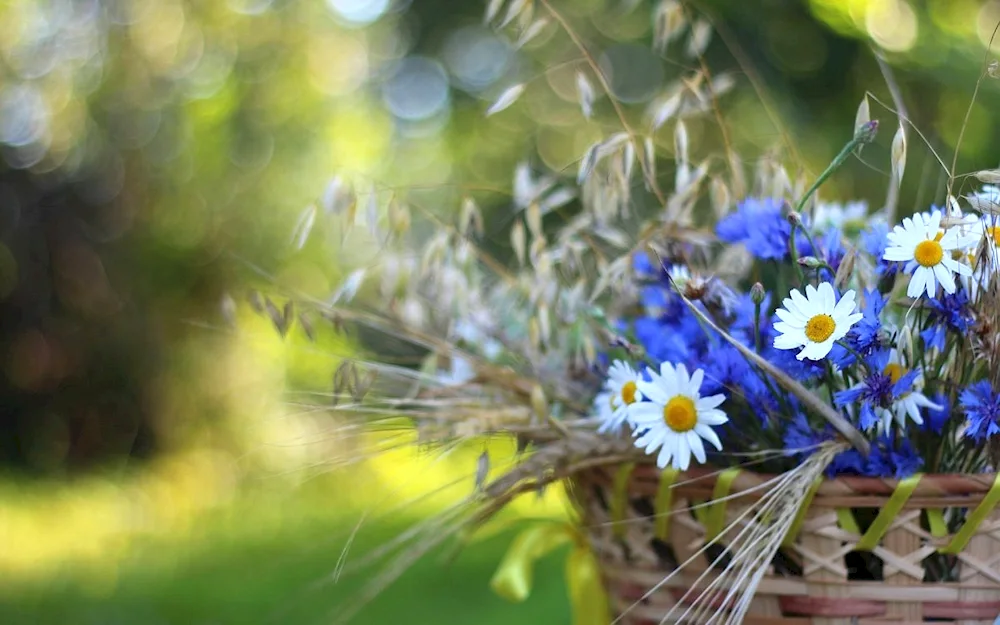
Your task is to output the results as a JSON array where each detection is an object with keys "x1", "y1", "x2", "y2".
[{"x1": 573, "y1": 464, "x2": 1000, "y2": 625}]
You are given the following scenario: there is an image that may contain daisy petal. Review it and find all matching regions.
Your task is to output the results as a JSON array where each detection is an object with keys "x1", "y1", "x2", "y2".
[
  {"x1": 933, "y1": 263, "x2": 956, "y2": 294},
  {"x1": 636, "y1": 380, "x2": 668, "y2": 404},
  {"x1": 699, "y1": 409, "x2": 728, "y2": 425},
  {"x1": 687, "y1": 431, "x2": 706, "y2": 464},
  {"x1": 818, "y1": 282, "x2": 835, "y2": 312},
  {"x1": 906, "y1": 267, "x2": 927, "y2": 298},
  {"x1": 883, "y1": 246, "x2": 913, "y2": 261},
  {"x1": 676, "y1": 438, "x2": 691, "y2": 471},
  {"x1": 656, "y1": 442, "x2": 674, "y2": 469},
  {"x1": 694, "y1": 423, "x2": 723, "y2": 450},
  {"x1": 628, "y1": 402, "x2": 662, "y2": 424},
  {"x1": 689, "y1": 368, "x2": 704, "y2": 392},
  {"x1": 696, "y1": 394, "x2": 725, "y2": 410}
]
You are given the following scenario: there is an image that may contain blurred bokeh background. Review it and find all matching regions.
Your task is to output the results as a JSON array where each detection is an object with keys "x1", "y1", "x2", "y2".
[{"x1": 2, "y1": 0, "x2": 1000, "y2": 623}]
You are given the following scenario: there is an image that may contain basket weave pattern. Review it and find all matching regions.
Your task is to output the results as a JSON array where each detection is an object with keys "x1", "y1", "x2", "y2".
[{"x1": 573, "y1": 465, "x2": 1000, "y2": 625}]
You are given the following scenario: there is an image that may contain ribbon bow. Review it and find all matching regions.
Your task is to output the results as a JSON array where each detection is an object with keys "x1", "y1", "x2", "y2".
[{"x1": 490, "y1": 520, "x2": 610, "y2": 625}]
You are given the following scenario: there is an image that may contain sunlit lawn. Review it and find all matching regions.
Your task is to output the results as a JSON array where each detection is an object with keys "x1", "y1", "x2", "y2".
[{"x1": 0, "y1": 447, "x2": 569, "y2": 625}]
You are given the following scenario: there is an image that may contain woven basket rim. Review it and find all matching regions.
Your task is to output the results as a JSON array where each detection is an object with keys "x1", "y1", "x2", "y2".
[{"x1": 619, "y1": 464, "x2": 999, "y2": 500}]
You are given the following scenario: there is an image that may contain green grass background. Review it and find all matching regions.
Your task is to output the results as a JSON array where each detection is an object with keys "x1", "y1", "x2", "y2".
[{"x1": 0, "y1": 462, "x2": 570, "y2": 625}]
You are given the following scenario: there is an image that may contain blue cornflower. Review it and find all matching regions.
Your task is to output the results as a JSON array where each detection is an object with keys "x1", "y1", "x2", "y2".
[
  {"x1": 927, "y1": 290, "x2": 972, "y2": 332},
  {"x1": 766, "y1": 344, "x2": 825, "y2": 382},
  {"x1": 640, "y1": 285, "x2": 668, "y2": 315},
  {"x1": 920, "y1": 325, "x2": 946, "y2": 352},
  {"x1": 861, "y1": 222, "x2": 899, "y2": 278},
  {"x1": 716, "y1": 197, "x2": 808, "y2": 261},
  {"x1": 783, "y1": 413, "x2": 833, "y2": 457},
  {"x1": 922, "y1": 392, "x2": 951, "y2": 434},
  {"x1": 700, "y1": 346, "x2": 786, "y2": 427},
  {"x1": 783, "y1": 416, "x2": 923, "y2": 478},
  {"x1": 815, "y1": 227, "x2": 846, "y2": 275},
  {"x1": 834, "y1": 290, "x2": 888, "y2": 367},
  {"x1": 634, "y1": 316, "x2": 692, "y2": 364},
  {"x1": 700, "y1": 345, "x2": 750, "y2": 395},
  {"x1": 828, "y1": 449, "x2": 866, "y2": 476},
  {"x1": 632, "y1": 252, "x2": 659, "y2": 278},
  {"x1": 961, "y1": 381, "x2": 1000, "y2": 441},
  {"x1": 834, "y1": 349, "x2": 919, "y2": 432},
  {"x1": 737, "y1": 368, "x2": 784, "y2": 422},
  {"x1": 829, "y1": 436, "x2": 924, "y2": 478},
  {"x1": 867, "y1": 436, "x2": 924, "y2": 478},
  {"x1": 921, "y1": 290, "x2": 972, "y2": 351}
]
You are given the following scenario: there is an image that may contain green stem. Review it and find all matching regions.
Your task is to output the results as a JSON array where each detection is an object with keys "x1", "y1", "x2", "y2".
[
  {"x1": 789, "y1": 222, "x2": 807, "y2": 285},
  {"x1": 835, "y1": 340, "x2": 868, "y2": 372},
  {"x1": 793, "y1": 127, "x2": 874, "y2": 217},
  {"x1": 753, "y1": 300, "x2": 762, "y2": 353}
]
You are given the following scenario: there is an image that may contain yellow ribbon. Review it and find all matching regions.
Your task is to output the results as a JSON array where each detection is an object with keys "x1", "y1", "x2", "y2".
[
  {"x1": 926, "y1": 508, "x2": 948, "y2": 540},
  {"x1": 654, "y1": 467, "x2": 679, "y2": 540},
  {"x1": 610, "y1": 463, "x2": 635, "y2": 539},
  {"x1": 699, "y1": 468, "x2": 741, "y2": 541},
  {"x1": 837, "y1": 507, "x2": 861, "y2": 536},
  {"x1": 854, "y1": 474, "x2": 922, "y2": 551},
  {"x1": 490, "y1": 521, "x2": 611, "y2": 625},
  {"x1": 940, "y1": 472, "x2": 1000, "y2": 555}
]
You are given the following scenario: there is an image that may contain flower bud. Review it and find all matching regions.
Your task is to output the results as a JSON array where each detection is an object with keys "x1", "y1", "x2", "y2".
[
  {"x1": 750, "y1": 282, "x2": 766, "y2": 305},
  {"x1": 798, "y1": 256, "x2": 824, "y2": 269},
  {"x1": 855, "y1": 119, "x2": 879, "y2": 144},
  {"x1": 786, "y1": 211, "x2": 803, "y2": 227}
]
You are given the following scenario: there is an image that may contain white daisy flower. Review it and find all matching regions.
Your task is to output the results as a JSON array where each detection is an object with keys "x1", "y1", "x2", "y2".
[
  {"x1": 627, "y1": 362, "x2": 727, "y2": 470},
  {"x1": 594, "y1": 360, "x2": 643, "y2": 434},
  {"x1": 773, "y1": 282, "x2": 863, "y2": 361},
  {"x1": 970, "y1": 214, "x2": 1000, "y2": 269},
  {"x1": 956, "y1": 214, "x2": 1000, "y2": 301},
  {"x1": 873, "y1": 349, "x2": 940, "y2": 434},
  {"x1": 883, "y1": 212, "x2": 976, "y2": 298}
]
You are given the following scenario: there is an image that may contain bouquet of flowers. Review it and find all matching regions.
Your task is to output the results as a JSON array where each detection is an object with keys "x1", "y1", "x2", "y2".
[{"x1": 253, "y1": 1, "x2": 1000, "y2": 623}]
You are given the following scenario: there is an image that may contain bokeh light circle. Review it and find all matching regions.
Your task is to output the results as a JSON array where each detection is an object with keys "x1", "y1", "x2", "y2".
[
  {"x1": 597, "y1": 43, "x2": 663, "y2": 104},
  {"x1": 443, "y1": 26, "x2": 512, "y2": 93},
  {"x1": 0, "y1": 86, "x2": 49, "y2": 147},
  {"x1": 381, "y1": 56, "x2": 451, "y2": 121},
  {"x1": 326, "y1": 0, "x2": 390, "y2": 26}
]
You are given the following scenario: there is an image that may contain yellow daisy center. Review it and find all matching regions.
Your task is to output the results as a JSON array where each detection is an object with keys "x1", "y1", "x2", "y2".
[
  {"x1": 663, "y1": 396, "x2": 697, "y2": 432},
  {"x1": 621, "y1": 381, "x2": 638, "y2": 405},
  {"x1": 988, "y1": 226, "x2": 1000, "y2": 242},
  {"x1": 914, "y1": 239, "x2": 943, "y2": 267},
  {"x1": 883, "y1": 363, "x2": 905, "y2": 384},
  {"x1": 804, "y1": 314, "x2": 836, "y2": 343}
]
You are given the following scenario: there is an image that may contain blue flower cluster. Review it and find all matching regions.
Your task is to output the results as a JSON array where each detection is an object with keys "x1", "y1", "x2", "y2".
[
  {"x1": 631, "y1": 255, "x2": 824, "y2": 429},
  {"x1": 921, "y1": 290, "x2": 973, "y2": 351},
  {"x1": 783, "y1": 414, "x2": 923, "y2": 478},
  {"x1": 608, "y1": 193, "x2": 1000, "y2": 478}
]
